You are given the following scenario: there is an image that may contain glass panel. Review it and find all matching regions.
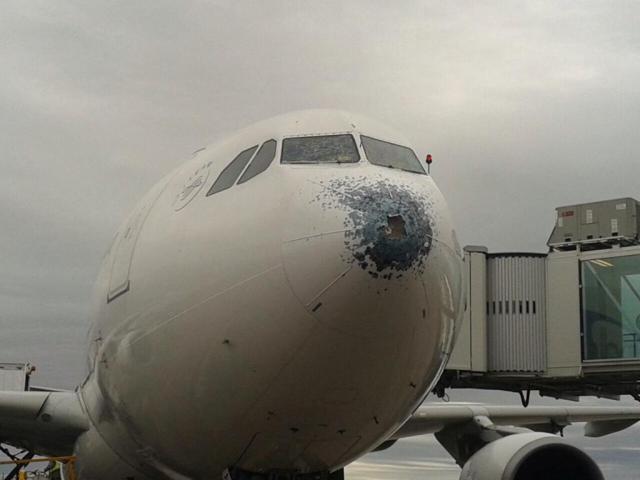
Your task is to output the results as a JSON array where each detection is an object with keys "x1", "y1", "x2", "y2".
[
  {"x1": 206, "y1": 145, "x2": 258, "y2": 196},
  {"x1": 361, "y1": 135, "x2": 426, "y2": 174},
  {"x1": 281, "y1": 134, "x2": 360, "y2": 164},
  {"x1": 238, "y1": 139, "x2": 277, "y2": 184},
  {"x1": 582, "y1": 255, "x2": 640, "y2": 360}
]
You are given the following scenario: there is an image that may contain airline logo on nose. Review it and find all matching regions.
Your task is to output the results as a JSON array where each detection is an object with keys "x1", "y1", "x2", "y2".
[
  {"x1": 313, "y1": 177, "x2": 436, "y2": 279},
  {"x1": 174, "y1": 161, "x2": 212, "y2": 211}
]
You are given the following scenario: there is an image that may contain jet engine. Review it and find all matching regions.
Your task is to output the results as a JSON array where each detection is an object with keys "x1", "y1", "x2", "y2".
[{"x1": 459, "y1": 432, "x2": 603, "y2": 480}]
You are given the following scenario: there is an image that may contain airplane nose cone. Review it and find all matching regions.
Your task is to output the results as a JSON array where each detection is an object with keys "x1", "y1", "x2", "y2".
[{"x1": 270, "y1": 172, "x2": 464, "y2": 472}]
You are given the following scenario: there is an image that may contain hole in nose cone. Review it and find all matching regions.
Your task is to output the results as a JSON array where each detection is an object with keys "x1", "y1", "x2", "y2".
[
  {"x1": 382, "y1": 214, "x2": 407, "y2": 240},
  {"x1": 364, "y1": 211, "x2": 420, "y2": 275}
]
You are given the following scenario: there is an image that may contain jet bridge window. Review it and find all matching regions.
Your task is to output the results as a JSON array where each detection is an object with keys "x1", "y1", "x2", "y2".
[
  {"x1": 207, "y1": 145, "x2": 258, "y2": 196},
  {"x1": 582, "y1": 254, "x2": 640, "y2": 360},
  {"x1": 281, "y1": 134, "x2": 360, "y2": 164},
  {"x1": 361, "y1": 135, "x2": 426, "y2": 174},
  {"x1": 238, "y1": 139, "x2": 277, "y2": 184}
]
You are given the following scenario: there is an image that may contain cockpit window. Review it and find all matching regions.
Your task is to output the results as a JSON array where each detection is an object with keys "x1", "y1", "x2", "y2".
[
  {"x1": 281, "y1": 134, "x2": 360, "y2": 164},
  {"x1": 238, "y1": 139, "x2": 277, "y2": 184},
  {"x1": 361, "y1": 135, "x2": 426, "y2": 174},
  {"x1": 206, "y1": 145, "x2": 258, "y2": 196}
]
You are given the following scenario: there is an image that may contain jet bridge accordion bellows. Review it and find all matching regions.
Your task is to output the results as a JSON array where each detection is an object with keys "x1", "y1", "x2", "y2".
[{"x1": 486, "y1": 253, "x2": 547, "y2": 373}]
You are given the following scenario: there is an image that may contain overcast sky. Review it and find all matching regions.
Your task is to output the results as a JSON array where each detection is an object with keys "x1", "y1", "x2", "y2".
[{"x1": 1, "y1": 1, "x2": 640, "y2": 478}]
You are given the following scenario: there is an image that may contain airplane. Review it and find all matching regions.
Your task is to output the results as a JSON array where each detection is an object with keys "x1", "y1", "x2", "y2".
[{"x1": 2, "y1": 109, "x2": 640, "y2": 480}]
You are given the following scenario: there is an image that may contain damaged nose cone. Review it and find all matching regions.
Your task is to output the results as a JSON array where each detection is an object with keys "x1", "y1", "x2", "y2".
[{"x1": 312, "y1": 177, "x2": 436, "y2": 280}]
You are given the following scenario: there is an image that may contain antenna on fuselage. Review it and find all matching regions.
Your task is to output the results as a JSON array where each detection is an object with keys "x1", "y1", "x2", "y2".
[{"x1": 426, "y1": 154, "x2": 433, "y2": 174}]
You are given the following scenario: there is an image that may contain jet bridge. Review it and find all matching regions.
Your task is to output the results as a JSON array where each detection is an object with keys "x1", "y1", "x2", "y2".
[
  {"x1": 0, "y1": 363, "x2": 34, "y2": 392},
  {"x1": 439, "y1": 197, "x2": 640, "y2": 404}
]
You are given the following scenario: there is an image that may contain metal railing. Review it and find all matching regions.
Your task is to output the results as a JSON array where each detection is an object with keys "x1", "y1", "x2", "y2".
[{"x1": 0, "y1": 456, "x2": 77, "y2": 480}]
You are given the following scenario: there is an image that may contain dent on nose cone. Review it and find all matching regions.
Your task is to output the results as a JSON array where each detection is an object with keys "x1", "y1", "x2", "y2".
[
  {"x1": 321, "y1": 176, "x2": 435, "y2": 279},
  {"x1": 282, "y1": 175, "x2": 442, "y2": 316}
]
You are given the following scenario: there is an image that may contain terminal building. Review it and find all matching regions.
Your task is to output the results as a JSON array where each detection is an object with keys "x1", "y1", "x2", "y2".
[{"x1": 439, "y1": 197, "x2": 640, "y2": 405}]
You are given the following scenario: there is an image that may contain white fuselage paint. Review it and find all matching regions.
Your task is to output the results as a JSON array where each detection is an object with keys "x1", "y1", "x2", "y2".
[{"x1": 72, "y1": 110, "x2": 465, "y2": 480}]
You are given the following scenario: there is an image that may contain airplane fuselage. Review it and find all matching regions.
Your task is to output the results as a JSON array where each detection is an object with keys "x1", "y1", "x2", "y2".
[{"x1": 73, "y1": 110, "x2": 464, "y2": 480}]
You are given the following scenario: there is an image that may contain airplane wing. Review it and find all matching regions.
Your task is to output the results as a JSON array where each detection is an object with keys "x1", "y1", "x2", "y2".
[
  {"x1": 392, "y1": 403, "x2": 640, "y2": 440},
  {"x1": 0, "y1": 391, "x2": 89, "y2": 456},
  {"x1": 384, "y1": 403, "x2": 640, "y2": 474}
]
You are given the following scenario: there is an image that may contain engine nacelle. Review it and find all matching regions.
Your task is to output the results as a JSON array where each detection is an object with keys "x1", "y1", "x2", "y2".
[{"x1": 459, "y1": 432, "x2": 603, "y2": 480}]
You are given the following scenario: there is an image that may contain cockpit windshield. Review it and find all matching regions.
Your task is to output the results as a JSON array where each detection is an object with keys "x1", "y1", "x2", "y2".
[
  {"x1": 361, "y1": 135, "x2": 426, "y2": 174},
  {"x1": 281, "y1": 134, "x2": 360, "y2": 164}
]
